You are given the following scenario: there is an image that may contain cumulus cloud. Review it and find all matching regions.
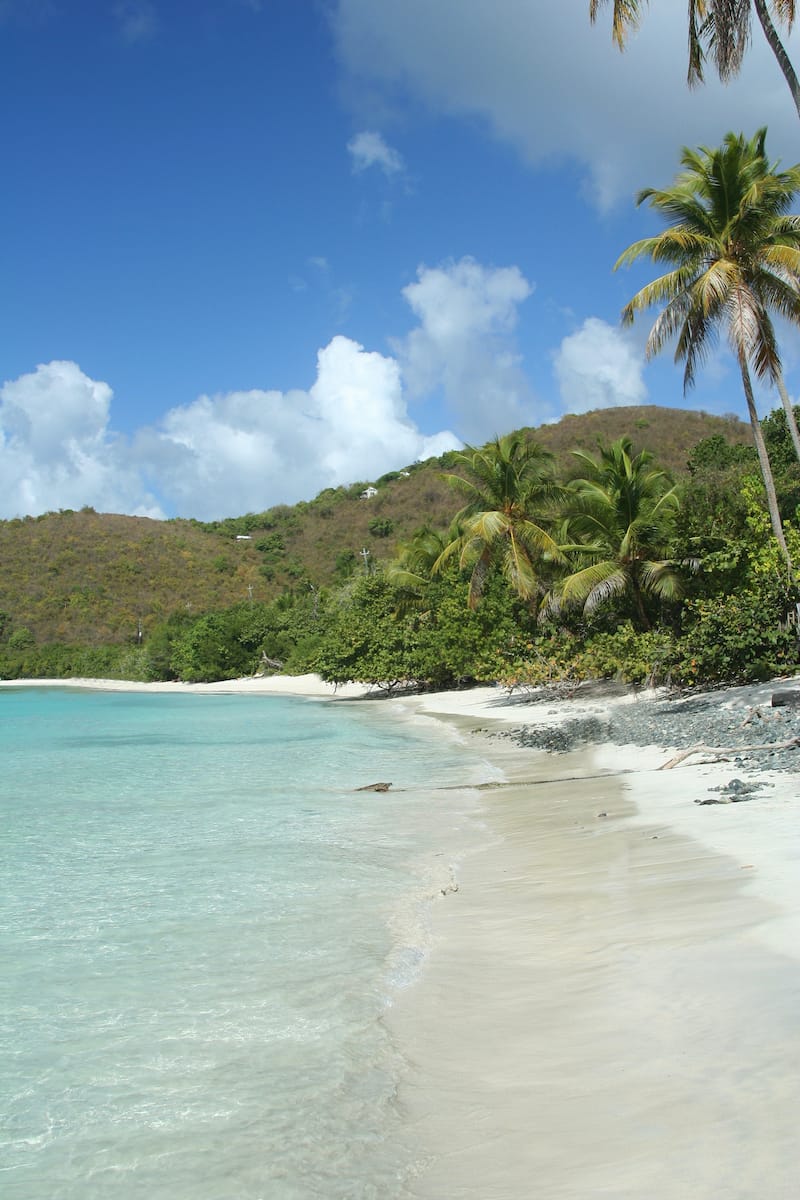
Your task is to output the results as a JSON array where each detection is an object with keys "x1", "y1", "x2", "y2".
[
  {"x1": 0, "y1": 256, "x2": 555, "y2": 520},
  {"x1": 0, "y1": 361, "x2": 163, "y2": 519},
  {"x1": 136, "y1": 336, "x2": 457, "y2": 518},
  {"x1": 0, "y1": 343, "x2": 459, "y2": 521},
  {"x1": 347, "y1": 130, "x2": 405, "y2": 175},
  {"x1": 394, "y1": 257, "x2": 537, "y2": 441},
  {"x1": 553, "y1": 318, "x2": 647, "y2": 413},
  {"x1": 333, "y1": 1, "x2": 798, "y2": 210}
]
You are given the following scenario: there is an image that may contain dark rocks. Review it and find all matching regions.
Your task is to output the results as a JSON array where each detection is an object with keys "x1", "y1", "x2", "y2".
[
  {"x1": 498, "y1": 684, "x2": 800, "y2": 774},
  {"x1": 695, "y1": 777, "x2": 768, "y2": 804},
  {"x1": 497, "y1": 716, "x2": 612, "y2": 754}
]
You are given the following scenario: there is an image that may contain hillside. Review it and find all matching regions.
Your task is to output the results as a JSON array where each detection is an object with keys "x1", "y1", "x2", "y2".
[{"x1": 0, "y1": 406, "x2": 752, "y2": 646}]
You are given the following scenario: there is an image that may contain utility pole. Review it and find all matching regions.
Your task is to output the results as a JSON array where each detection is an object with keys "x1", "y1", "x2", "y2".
[{"x1": 359, "y1": 547, "x2": 370, "y2": 575}]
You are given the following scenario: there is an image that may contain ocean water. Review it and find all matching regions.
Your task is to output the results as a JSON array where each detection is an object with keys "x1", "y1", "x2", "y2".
[{"x1": 0, "y1": 687, "x2": 490, "y2": 1199}]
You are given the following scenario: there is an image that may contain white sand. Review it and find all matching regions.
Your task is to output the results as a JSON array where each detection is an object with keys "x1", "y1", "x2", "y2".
[
  {"x1": 402, "y1": 678, "x2": 800, "y2": 963},
  {"x1": 6, "y1": 671, "x2": 800, "y2": 1195},
  {"x1": 387, "y1": 680, "x2": 800, "y2": 1198},
  {"x1": 0, "y1": 672, "x2": 372, "y2": 698}
]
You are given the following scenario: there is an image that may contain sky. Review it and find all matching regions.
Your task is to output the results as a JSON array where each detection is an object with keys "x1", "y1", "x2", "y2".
[{"x1": 3, "y1": 0, "x2": 800, "y2": 520}]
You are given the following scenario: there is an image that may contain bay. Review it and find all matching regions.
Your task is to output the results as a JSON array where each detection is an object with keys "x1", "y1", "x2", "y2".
[{"x1": 0, "y1": 687, "x2": 489, "y2": 1199}]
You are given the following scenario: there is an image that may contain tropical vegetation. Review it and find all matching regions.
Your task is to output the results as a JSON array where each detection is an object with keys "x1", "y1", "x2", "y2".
[
  {"x1": 615, "y1": 127, "x2": 800, "y2": 565},
  {"x1": 1, "y1": 403, "x2": 799, "y2": 691},
  {"x1": 590, "y1": 1, "x2": 800, "y2": 118}
]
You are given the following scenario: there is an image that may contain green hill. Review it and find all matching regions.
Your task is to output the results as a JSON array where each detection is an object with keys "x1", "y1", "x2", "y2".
[{"x1": 0, "y1": 405, "x2": 752, "y2": 646}]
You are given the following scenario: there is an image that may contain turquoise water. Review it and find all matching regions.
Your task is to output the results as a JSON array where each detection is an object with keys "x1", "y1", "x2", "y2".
[{"x1": 0, "y1": 688, "x2": 488, "y2": 1199}]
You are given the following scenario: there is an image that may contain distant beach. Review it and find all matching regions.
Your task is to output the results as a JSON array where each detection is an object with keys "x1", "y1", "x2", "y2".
[{"x1": 3, "y1": 671, "x2": 799, "y2": 1196}]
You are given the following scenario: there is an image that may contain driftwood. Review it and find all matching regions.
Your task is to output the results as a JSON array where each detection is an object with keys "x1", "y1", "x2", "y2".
[{"x1": 660, "y1": 736, "x2": 800, "y2": 770}]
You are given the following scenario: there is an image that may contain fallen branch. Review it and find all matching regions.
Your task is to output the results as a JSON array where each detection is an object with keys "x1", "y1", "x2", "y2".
[{"x1": 660, "y1": 736, "x2": 800, "y2": 770}]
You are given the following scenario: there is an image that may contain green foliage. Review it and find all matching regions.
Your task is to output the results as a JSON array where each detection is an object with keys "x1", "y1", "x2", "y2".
[
  {"x1": 7, "y1": 627, "x2": 34, "y2": 650},
  {"x1": 1, "y1": 407, "x2": 797, "y2": 691},
  {"x1": 406, "y1": 571, "x2": 528, "y2": 688},
  {"x1": 676, "y1": 590, "x2": 799, "y2": 685},
  {"x1": 256, "y1": 533, "x2": 286, "y2": 557},
  {"x1": 312, "y1": 575, "x2": 412, "y2": 688},
  {"x1": 170, "y1": 602, "x2": 274, "y2": 682},
  {"x1": 616, "y1": 128, "x2": 800, "y2": 559},
  {"x1": 438, "y1": 433, "x2": 564, "y2": 607},
  {"x1": 491, "y1": 623, "x2": 676, "y2": 688},
  {"x1": 311, "y1": 568, "x2": 528, "y2": 689},
  {"x1": 572, "y1": 625, "x2": 677, "y2": 685},
  {"x1": 675, "y1": 437, "x2": 756, "y2": 544},
  {"x1": 676, "y1": 496, "x2": 800, "y2": 684},
  {"x1": 333, "y1": 550, "x2": 357, "y2": 582},
  {"x1": 763, "y1": 406, "x2": 800, "y2": 519},
  {"x1": 552, "y1": 436, "x2": 682, "y2": 628},
  {"x1": 0, "y1": 641, "x2": 146, "y2": 681}
]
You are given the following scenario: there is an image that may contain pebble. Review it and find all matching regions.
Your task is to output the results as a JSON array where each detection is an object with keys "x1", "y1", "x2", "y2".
[{"x1": 494, "y1": 687, "x2": 800, "y2": 775}]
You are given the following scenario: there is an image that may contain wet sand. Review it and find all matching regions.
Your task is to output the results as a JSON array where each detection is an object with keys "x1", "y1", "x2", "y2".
[
  {"x1": 388, "y1": 704, "x2": 800, "y2": 1199},
  {"x1": 4, "y1": 673, "x2": 799, "y2": 1196}
]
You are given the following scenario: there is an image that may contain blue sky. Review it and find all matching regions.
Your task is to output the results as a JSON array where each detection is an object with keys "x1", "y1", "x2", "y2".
[{"x1": 3, "y1": 0, "x2": 800, "y2": 519}]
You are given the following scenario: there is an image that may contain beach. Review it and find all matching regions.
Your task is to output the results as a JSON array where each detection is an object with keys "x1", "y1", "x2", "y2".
[{"x1": 3, "y1": 672, "x2": 799, "y2": 1196}]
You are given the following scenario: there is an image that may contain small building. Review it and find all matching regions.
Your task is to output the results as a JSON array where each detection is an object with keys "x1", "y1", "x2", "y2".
[{"x1": 359, "y1": 486, "x2": 378, "y2": 499}]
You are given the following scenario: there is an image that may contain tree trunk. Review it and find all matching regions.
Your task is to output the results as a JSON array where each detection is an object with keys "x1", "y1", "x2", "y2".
[
  {"x1": 739, "y1": 356, "x2": 793, "y2": 567},
  {"x1": 775, "y1": 369, "x2": 800, "y2": 463},
  {"x1": 630, "y1": 567, "x2": 652, "y2": 630},
  {"x1": 753, "y1": 0, "x2": 800, "y2": 119}
]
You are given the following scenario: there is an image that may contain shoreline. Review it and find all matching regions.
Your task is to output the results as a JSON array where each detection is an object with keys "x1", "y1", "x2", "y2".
[
  {"x1": 4, "y1": 670, "x2": 798, "y2": 955},
  {"x1": 5, "y1": 672, "x2": 800, "y2": 1195},
  {"x1": 387, "y1": 684, "x2": 800, "y2": 1197}
]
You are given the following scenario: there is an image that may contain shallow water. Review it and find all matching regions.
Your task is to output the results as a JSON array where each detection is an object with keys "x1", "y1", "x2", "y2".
[{"x1": 0, "y1": 688, "x2": 490, "y2": 1199}]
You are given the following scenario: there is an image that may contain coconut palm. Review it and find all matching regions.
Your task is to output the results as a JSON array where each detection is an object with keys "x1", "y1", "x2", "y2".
[
  {"x1": 385, "y1": 523, "x2": 456, "y2": 616},
  {"x1": 434, "y1": 433, "x2": 565, "y2": 608},
  {"x1": 615, "y1": 128, "x2": 800, "y2": 566},
  {"x1": 547, "y1": 437, "x2": 683, "y2": 628},
  {"x1": 589, "y1": 1, "x2": 800, "y2": 117}
]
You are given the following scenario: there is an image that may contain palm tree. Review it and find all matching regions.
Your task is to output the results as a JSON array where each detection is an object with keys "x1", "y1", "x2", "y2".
[
  {"x1": 615, "y1": 128, "x2": 800, "y2": 567},
  {"x1": 547, "y1": 437, "x2": 683, "y2": 629},
  {"x1": 434, "y1": 433, "x2": 565, "y2": 608},
  {"x1": 589, "y1": 1, "x2": 800, "y2": 119},
  {"x1": 385, "y1": 523, "x2": 455, "y2": 616}
]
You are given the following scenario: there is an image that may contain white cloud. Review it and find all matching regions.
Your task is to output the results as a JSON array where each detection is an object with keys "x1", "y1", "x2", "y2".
[
  {"x1": 553, "y1": 318, "x2": 647, "y2": 413},
  {"x1": 0, "y1": 343, "x2": 460, "y2": 521},
  {"x1": 394, "y1": 256, "x2": 538, "y2": 441},
  {"x1": 1, "y1": 256, "x2": 551, "y2": 520},
  {"x1": 347, "y1": 130, "x2": 405, "y2": 176},
  {"x1": 333, "y1": 1, "x2": 798, "y2": 211},
  {"x1": 138, "y1": 335, "x2": 457, "y2": 518},
  {"x1": 0, "y1": 361, "x2": 163, "y2": 519}
]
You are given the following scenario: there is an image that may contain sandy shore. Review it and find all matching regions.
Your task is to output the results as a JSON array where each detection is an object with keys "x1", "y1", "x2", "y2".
[
  {"x1": 390, "y1": 682, "x2": 800, "y2": 1198},
  {"x1": 5, "y1": 672, "x2": 799, "y2": 1195}
]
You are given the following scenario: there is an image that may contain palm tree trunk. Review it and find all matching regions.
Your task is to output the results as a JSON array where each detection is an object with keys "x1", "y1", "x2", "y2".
[
  {"x1": 775, "y1": 369, "x2": 800, "y2": 462},
  {"x1": 753, "y1": 0, "x2": 800, "y2": 119},
  {"x1": 631, "y1": 572, "x2": 652, "y2": 630},
  {"x1": 739, "y1": 356, "x2": 793, "y2": 567}
]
